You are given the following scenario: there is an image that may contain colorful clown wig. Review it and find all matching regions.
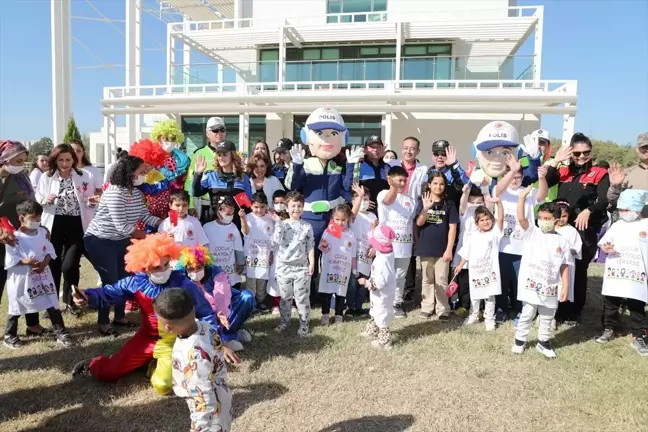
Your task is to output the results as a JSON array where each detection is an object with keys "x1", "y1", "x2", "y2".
[
  {"x1": 125, "y1": 233, "x2": 182, "y2": 274},
  {"x1": 128, "y1": 138, "x2": 169, "y2": 168},
  {"x1": 176, "y1": 244, "x2": 215, "y2": 271},
  {"x1": 150, "y1": 119, "x2": 184, "y2": 144}
]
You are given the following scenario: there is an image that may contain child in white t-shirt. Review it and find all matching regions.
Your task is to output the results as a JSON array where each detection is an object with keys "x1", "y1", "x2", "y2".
[
  {"x1": 595, "y1": 189, "x2": 648, "y2": 356},
  {"x1": 159, "y1": 190, "x2": 209, "y2": 248},
  {"x1": 512, "y1": 186, "x2": 570, "y2": 358},
  {"x1": 318, "y1": 204, "x2": 357, "y2": 325},
  {"x1": 266, "y1": 190, "x2": 287, "y2": 315},
  {"x1": 240, "y1": 192, "x2": 274, "y2": 311},
  {"x1": 377, "y1": 165, "x2": 416, "y2": 319},
  {"x1": 347, "y1": 184, "x2": 377, "y2": 317},
  {"x1": 553, "y1": 199, "x2": 582, "y2": 313},
  {"x1": 203, "y1": 196, "x2": 244, "y2": 288}
]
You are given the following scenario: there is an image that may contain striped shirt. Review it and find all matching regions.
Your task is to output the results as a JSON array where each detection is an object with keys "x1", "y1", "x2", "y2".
[{"x1": 85, "y1": 185, "x2": 160, "y2": 240}]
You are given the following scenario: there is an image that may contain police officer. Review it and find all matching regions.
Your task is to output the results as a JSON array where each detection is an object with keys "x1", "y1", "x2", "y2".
[
  {"x1": 272, "y1": 138, "x2": 293, "y2": 187},
  {"x1": 424, "y1": 140, "x2": 470, "y2": 208},
  {"x1": 344, "y1": 135, "x2": 390, "y2": 214}
]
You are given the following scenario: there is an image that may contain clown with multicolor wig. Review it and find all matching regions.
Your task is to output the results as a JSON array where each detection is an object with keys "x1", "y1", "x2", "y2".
[
  {"x1": 71, "y1": 234, "x2": 239, "y2": 394},
  {"x1": 176, "y1": 244, "x2": 255, "y2": 352}
]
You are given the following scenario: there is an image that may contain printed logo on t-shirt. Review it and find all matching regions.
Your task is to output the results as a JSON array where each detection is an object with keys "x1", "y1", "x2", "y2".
[
  {"x1": 265, "y1": 225, "x2": 271, "y2": 233},
  {"x1": 187, "y1": 230, "x2": 194, "y2": 239},
  {"x1": 326, "y1": 273, "x2": 348, "y2": 286},
  {"x1": 639, "y1": 231, "x2": 647, "y2": 240},
  {"x1": 426, "y1": 209, "x2": 445, "y2": 224},
  {"x1": 524, "y1": 278, "x2": 559, "y2": 297},
  {"x1": 607, "y1": 267, "x2": 647, "y2": 282},
  {"x1": 42, "y1": 245, "x2": 46, "y2": 252},
  {"x1": 472, "y1": 272, "x2": 498, "y2": 288},
  {"x1": 555, "y1": 247, "x2": 563, "y2": 255},
  {"x1": 227, "y1": 233, "x2": 234, "y2": 241}
]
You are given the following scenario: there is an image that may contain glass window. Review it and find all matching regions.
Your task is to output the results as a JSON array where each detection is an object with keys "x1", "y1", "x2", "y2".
[
  {"x1": 404, "y1": 45, "x2": 427, "y2": 56},
  {"x1": 428, "y1": 44, "x2": 452, "y2": 55},
  {"x1": 373, "y1": 0, "x2": 387, "y2": 10},
  {"x1": 260, "y1": 50, "x2": 279, "y2": 61},
  {"x1": 343, "y1": 0, "x2": 372, "y2": 13},
  {"x1": 322, "y1": 48, "x2": 340, "y2": 60},
  {"x1": 303, "y1": 49, "x2": 321, "y2": 60},
  {"x1": 360, "y1": 47, "x2": 379, "y2": 56},
  {"x1": 328, "y1": 0, "x2": 342, "y2": 13},
  {"x1": 380, "y1": 46, "x2": 396, "y2": 55}
]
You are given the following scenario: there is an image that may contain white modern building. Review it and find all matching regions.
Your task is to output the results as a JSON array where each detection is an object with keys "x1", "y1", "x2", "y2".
[{"x1": 61, "y1": 0, "x2": 578, "y2": 165}]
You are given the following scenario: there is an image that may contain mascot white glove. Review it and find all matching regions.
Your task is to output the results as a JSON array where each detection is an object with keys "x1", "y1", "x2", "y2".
[
  {"x1": 520, "y1": 134, "x2": 540, "y2": 159},
  {"x1": 346, "y1": 146, "x2": 364, "y2": 164},
  {"x1": 290, "y1": 144, "x2": 305, "y2": 165}
]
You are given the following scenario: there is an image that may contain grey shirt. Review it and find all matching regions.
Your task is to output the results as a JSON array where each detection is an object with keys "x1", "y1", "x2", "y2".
[{"x1": 272, "y1": 219, "x2": 314, "y2": 267}]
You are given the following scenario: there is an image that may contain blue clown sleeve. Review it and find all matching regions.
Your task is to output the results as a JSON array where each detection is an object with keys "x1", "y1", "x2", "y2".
[
  {"x1": 159, "y1": 149, "x2": 190, "y2": 181},
  {"x1": 179, "y1": 278, "x2": 219, "y2": 329},
  {"x1": 243, "y1": 174, "x2": 253, "y2": 199},
  {"x1": 521, "y1": 156, "x2": 540, "y2": 187},
  {"x1": 138, "y1": 178, "x2": 171, "y2": 196},
  {"x1": 85, "y1": 276, "x2": 137, "y2": 309}
]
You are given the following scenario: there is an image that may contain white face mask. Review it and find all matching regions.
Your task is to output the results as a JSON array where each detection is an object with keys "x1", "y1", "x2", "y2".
[
  {"x1": 220, "y1": 214, "x2": 233, "y2": 224},
  {"x1": 189, "y1": 269, "x2": 205, "y2": 282},
  {"x1": 538, "y1": 219, "x2": 555, "y2": 233},
  {"x1": 274, "y1": 203, "x2": 286, "y2": 212},
  {"x1": 619, "y1": 211, "x2": 640, "y2": 222},
  {"x1": 359, "y1": 200, "x2": 370, "y2": 212},
  {"x1": 133, "y1": 174, "x2": 146, "y2": 186},
  {"x1": 149, "y1": 268, "x2": 173, "y2": 284},
  {"x1": 5, "y1": 165, "x2": 23, "y2": 175},
  {"x1": 161, "y1": 141, "x2": 176, "y2": 153},
  {"x1": 25, "y1": 221, "x2": 40, "y2": 230}
]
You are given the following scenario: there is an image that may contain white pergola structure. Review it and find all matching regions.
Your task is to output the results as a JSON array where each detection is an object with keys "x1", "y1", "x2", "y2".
[{"x1": 51, "y1": 0, "x2": 73, "y2": 143}]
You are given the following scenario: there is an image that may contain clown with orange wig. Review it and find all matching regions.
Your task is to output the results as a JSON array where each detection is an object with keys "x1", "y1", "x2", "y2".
[
  {"x1": 177, "y1": 245, "x2": 256, "y2": 352},
  {"x1": 71, "y1": 234, "x2": 239, "y2": 394}
]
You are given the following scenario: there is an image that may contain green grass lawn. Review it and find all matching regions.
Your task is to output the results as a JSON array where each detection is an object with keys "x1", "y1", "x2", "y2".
[{"x1": 0, "y1": 261, "x2": 647, "y2": 432}]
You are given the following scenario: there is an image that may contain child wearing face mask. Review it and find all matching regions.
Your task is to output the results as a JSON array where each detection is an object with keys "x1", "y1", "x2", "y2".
[
  {"x1": 493, "y1": 157, "x2": 548, "y2": 326},
  {"x1": 4, "y1": 200, "x2": 76, "y2": 348},
  {"x1": 318, "y1": 204, "x2": 357, "y2": 325},
  {"x1": 158, "y1": 190, "x2": 209, "y2": 247},
  {"x1": 240, "y1": 192, "x2": 274, "y2": 311},
  {"x1": 595, "y1": 189, "x2": 648, "y2": 355},
  {"x1": 452, "y1": 185, "x2": 486, "y2": 315},
  {"x1": 512, "y1": 188, "x2": 570, "y2": 359},
  {"x1": 203, "y1": 196, "x2": 245, "y2": 288},
  {"x1": 553, "y1": 199, "x2": 582, "y2": 327},
  {"x1": 454, "y1": 199, "x2": 504, "y2": 331},
  {"x1": 266, "y1": 190, "x2": 288, "y2": 314}
]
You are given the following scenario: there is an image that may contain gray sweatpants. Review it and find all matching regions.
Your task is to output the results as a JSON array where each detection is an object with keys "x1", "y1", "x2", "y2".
[
  {"x1": 276, "y1": 262, "x2": 311, "y2": 326},
  {"x1": 246, "y1": 277, "x2": 268, "y2": 305}
]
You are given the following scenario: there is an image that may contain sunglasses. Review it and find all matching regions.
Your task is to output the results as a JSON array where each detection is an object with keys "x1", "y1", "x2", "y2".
[
  {"x1": 211, "y1": 128, "x2": 226, "y2": 133},
  {"x1": 573, "y1": 150, "x2": 591, "y2": 158},
  {"x1": 433, "y1": 151, "x2": 446, "y2": 157}
]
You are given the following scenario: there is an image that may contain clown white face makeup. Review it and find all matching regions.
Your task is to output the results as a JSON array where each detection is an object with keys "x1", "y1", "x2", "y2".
[{"x1": 307, "y1": 129, "x2": 344, "y2": 160}]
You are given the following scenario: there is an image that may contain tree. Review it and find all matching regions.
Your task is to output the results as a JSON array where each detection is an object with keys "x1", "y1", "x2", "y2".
[
  {"x1": 64, "y1": 115, "x2": 82, "y2": 143},
  {"x1": 28, "y1": 137, "x2": 54, "y2": 162}
]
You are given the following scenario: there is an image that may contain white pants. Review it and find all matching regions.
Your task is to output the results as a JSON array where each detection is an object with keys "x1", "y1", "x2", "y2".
[
  {"x1": 470, "y1": 296, "x2": 496, "y2": 325},
  {"x1": 515, "y1": 302, "x2": 556, "y2": 343},
  {"x1": 393, "y1": 257, "x2": 411, "y2": 306}
]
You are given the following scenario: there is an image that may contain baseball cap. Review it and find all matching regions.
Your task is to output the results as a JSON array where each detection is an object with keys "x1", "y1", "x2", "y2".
[
  {"x1": 532, "y1": 129, "x2": 551, "y2": 143},
  {"x1": 365, "y1": 135, "x2": 384, "y2": 146},
  {"x1": 305, "y1": 107, "x2": 346, "y2": 131},
  {"x1": 206, "y1": 117, "x2": 226, "y2": 131},
  {"x1": 432, "y1": 140, "x2": 449, "y2": 152},
  {"x1": 273, "y1": 138, "x2": 293, "y2": 153},
  {"x1": 475, "y1": 121, "x2": 520, "y2": 151},
  {"x1": 637, "y1": 133, "x2": 648, "y2": 148},
  {"x1": 214, "y1": 140, "x2": 236, "y2": 153}
]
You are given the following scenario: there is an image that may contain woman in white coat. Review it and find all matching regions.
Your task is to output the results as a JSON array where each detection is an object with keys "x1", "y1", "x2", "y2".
[
  {"x1": 36, "y1": 144, "x2": 99, "y2": 312},
  {"x1": 247, "y1": 154, "x2": 284, "y2": 209}
]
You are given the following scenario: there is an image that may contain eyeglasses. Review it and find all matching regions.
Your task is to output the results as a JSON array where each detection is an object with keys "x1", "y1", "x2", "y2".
[
  {"x1": 573, "y1": 150, "x2": 591, "y2": 158},
  {"x1": 211, "y1": 128, "x2": 226, "y2": 133},
  {"x1": 433, "y1": 151, "x2": 446, "y2": 157}
]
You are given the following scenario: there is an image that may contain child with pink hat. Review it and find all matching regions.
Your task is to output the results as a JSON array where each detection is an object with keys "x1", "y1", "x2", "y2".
[{"x1": 358, "y1": 225, "x2": 397, "y2": 349}]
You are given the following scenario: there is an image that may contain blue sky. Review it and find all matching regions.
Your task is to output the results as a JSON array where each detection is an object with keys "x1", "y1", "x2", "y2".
[{"x1": 1, "y1": 0, "x2": 647, "y2": 145}]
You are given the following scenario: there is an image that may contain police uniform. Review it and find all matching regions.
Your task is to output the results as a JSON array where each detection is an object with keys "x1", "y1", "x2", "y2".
[
  {"x1": 344, "y1": 136, "x2": 390, "y2": 215},
  {"x1": 272, "y1": 138, "x2": 293, "y2": 187},
  {"x1": 425, "y1": 140, "x2": 470, "y2": 208}
]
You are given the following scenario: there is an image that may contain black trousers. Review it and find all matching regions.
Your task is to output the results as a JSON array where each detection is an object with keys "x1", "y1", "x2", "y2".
[
  {"x1": 49, "y1": 215, "x2": 86, "y2": 307},
  {"x1": 557, "y1": 227, "x2": 598, "y2": 321},
  {"x1": 603, "y1": 296, "x2": 646, "y2": 338},
  {"x1": 455, "y1": 269, "x2": 471, "y2": 310},
  {"x1": 0, "y1": 244, "x2": 39, "y2": 328},
  {"x1": 404, "y1": 256, "x2": 417, "y2": 302},
  {"x1": 5, "y1": 307, "x2": 66, "y2": 338},
  {"x1": 320, "y1": 293, "x2": 345, "y2": 316}
]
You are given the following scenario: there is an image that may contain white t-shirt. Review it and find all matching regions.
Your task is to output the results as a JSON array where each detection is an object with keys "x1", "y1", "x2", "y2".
[
  {"x1": 452, "y1": 206, "x2": 479, "y2": 267},
  {"x1": 29, "y1": 169, "x2": 43, "y2": 190},
  {"x1": 318, "y1": 228, "x2": 357, "y2": 297},
  {"x1": 458, "y1": 226, "x2": 503, "y2": 299},
  {"x1": 159, "y1": 215, "x2": 209, "y2": 248},
  {"x1": 243, "y1": 213, "x2": 274, "y2": 280},
  {"x1": 204, "y1": 221, "x2": 244, "y2": 286},
  {"x1": 497, "y1": 188, "x2": 538, "y2": 255},
  {"x1": 352, "y1": 211, "x2": 377, "y2": 276},
  {"x1": 555, "y1": 223, "x2": 583, "y2": 303},
  {"x1": 82, "y1": 165, "x2": 104, "y2": 191},
  {"x1": 517, "y1": 226, "x2": 571, "y2": 309},
  {"x1": 599, "y1": 219, "x2": 648, "y2": 303},
  {"x1": 377, "y1": 190, "x2": 415, "y2": 259}
]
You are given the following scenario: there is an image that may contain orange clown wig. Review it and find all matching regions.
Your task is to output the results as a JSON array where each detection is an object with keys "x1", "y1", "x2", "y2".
[
  {"x1": 176, "y1": 244, "x2": 215, "y2": 271},
  {"x1": 125, "y1": 234, "x2": 182, "y2": 274},
  {"x1": 128, "y1": 138, "x2": 169, "y2": 168}
]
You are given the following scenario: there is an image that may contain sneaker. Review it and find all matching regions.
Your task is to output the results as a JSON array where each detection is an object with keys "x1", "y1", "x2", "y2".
[
  {"x1": 321, "y1": 315, "x2": 330, "y2": 326},
  {"x1": 226, "y1": 340, "x2": 244, "y2": 352},
  {"x1": 297, "y1": 322, "x2": 309, "y2": 337},
  {"x1": 72, "y1": 359, "x2": 91, "y2": 378},
  {"x1": 495, "y1": 309, "x2": 507, "y2": 324},
  {"x1": 438, "y1": 315, "x2": 450, "y2": 323},
  {"x1": 419, "y1": 311, "x2": 433, "y2": 319},
  {"x1": 237, "y1": 329, "x2": 252, "y2": 343},
  {"x1": 274, "y1": 323, "x2": 290, "y2": 333},
  {"x1": 536, "y1": 340, "x2": 557, "y2": 359},
  {"x1": 344, "y1": 308, "x2": 356, "y2": 318},
  {"x1": 371, "y1": 339, "x2": 393, "y2": 350},
  {"x1": 453, "y1": 307, "x2": 469, "y2": 318},
  {"x1": 26, "y1": 327, "x2": 51, "y2": 337},
  {"x1": 512, "y1": 313, "x2": 521, "y2": 329},
  {"x1": 563, "y1": 319, "x2": 579, "y2": 327},
  {"x1": 511, "y1": 339, "x2": 526, "y2": 354},
  {"x1": 595, "y1": 328, "x2": 615, "y2": 344},
  {"x1": 271, "y1": 306, "x2": 280, "y2": 315},
  {"x1": 550, "y1": 319, "x2": 557, "y2": 331},
  {"x1": 485, "y1": 321, "x2": 496, "y2": 332},
  {"x1": 464, "y1": 314, "x2": 479, "y2": 326},
  {"x1": 56, "y1": 332, "x2": 76, "y2": 347},
  {"x1": 632, "y1": 337, "x2": 648, "y2": 356},
  {"x1": 356, "y1": 308, "x2": 370, "y2": 318},
  {"x1": 334, "y1": 315, "x2": 343, "y2": 324},
  {"x1": 3, "y1": 335, "x2": 22, "y2": 349},
  {"x1": 394, "y1": 304, "x2": 407, "y2": 319},
  {"x1": 257, "y1": 303, "x2": 270, "y2": 313}
]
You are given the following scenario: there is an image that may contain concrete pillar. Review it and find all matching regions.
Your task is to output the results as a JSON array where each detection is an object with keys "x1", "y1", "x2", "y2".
[
  {"x1": 125, "y1": 0, "x2": 142, "y2": 144},
  {"x1": 51, "y1": 0, "x2": 72, "y2": 143}
]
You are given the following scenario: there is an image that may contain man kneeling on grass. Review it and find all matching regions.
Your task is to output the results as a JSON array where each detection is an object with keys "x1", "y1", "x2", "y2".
[{"x1": 71, "y1": 234, "x2": 239, "y2": 395}]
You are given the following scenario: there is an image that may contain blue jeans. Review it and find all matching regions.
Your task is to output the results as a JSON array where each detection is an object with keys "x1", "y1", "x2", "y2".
[
  {"x1": 496, "y1": 252, "x2": 522, "y2": 315},
  {"x1": 221, "y1": 288, "x2": 255, "y2": 342},
  {"x1": 346, "y1": 274, "x2": 367, "y2": 310},
  {"x1": 84, "y1": 235, "x2": 128, "y2": 326}
]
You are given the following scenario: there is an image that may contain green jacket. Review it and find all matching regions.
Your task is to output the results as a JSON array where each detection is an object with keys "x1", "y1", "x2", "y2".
[
  {"x1": 185, "y1": 145, "x2": 217, "y2": 208},
  {"x1": 520, "y1": 155, "x2": 559, "y2": 210}
]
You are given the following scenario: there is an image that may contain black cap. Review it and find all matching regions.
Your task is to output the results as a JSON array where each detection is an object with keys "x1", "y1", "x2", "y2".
[
  {"x1": 365, "y1": 135, "x2": 384, "y2": 146},
  {"x1": 214, "y1": 140, "x2": 236, "y2": 153},
  {"x1": 273, "y1": 138, "x2": 293, "y2": 153},
  {"x1": 432, "y1": 140, "x2": 449, "y2": 152}
]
